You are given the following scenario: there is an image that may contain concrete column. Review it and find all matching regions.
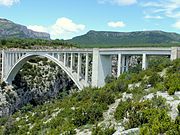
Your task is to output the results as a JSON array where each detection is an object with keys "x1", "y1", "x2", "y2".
[
  {"x1": 59, "y1": 53, "x2": 62, "y2": 61},
  {"x1": 171, "y1": 47, "x2": 178, "y2": 60},
  {"x1": 7, "y1": 53, "x2": 10, "y2": 77},
  {"x1": 85, "y1": 53, "x2": 89, "y2": 83},
  {"x1": 57, "y1": 53, "x2": 60, "y2": 61},
  {"x1": 117, "y1": 53, "x2": 122, "y2": 77},
  {"x1": 1, "y1": 50, "x2": 4, "y2": 81},
  {"x1": 77, "y1": 53, "x2": 81, "y2": 80},
  {"x1": 142, "y1": 53, "x2": 147, "y2": 70},
  {"x1": 70, "y1": 53, "x2": 73, "y2": 71},
  {"x1": 125, "y1": 56, "x2": 129, "y2": 72},
  {"x1": 12, "y1": 53, "x2": 15, "y2": 66},
  {"x1": 5, "y1": 53, "x2": 8, "y2": 78},
  {"x1": 121, "y1": 55, "x2": 126, "y2": 73},
  {"x1": 9, "y1": 53, "x2": 12, "y2": 67},
  {"x1": 92, "y1": 49, "x2": 99, "y2": 87},
  {"x1": 92, "y1": 48, "x2": 112, "y2": 87},
  {"x1": 15, "y1": 53, "x2": 17, "y2": 63},
  {"x1": 64, "y1": 53, "x2": 66, "y2": 66},
  {"x1": 17, "y1": 53, "x2": 20, "y2": 59}
]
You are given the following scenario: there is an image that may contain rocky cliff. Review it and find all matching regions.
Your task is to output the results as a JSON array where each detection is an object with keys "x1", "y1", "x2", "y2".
[
  {"x1": 0, "y1": 19, "x2": 50, "y2": 40},
  {"x1": 0, "y1": 57, "x2": 76, "y2": 117}
]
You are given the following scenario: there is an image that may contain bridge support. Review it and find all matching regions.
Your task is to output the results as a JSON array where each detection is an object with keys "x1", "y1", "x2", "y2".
[
  {"x1": 142, "y1": 53, "x2": 147, "y2": 70},
  {"x1": 85, "y1": 53, "x2": 89, "y2": 84},
  {"x1": 117, "y1": 54, "x2": 122, "y2": 77},
  {"x1": 92, "y1": 49, "x2": 112, "y2": 87},
  {"x1": 117, "y1": 54, "x2": 129, "y2": 76},
  {"x1": 70, "y1": 53, "x2": 73, "y2": 70},
  {"x1": 77, "y1": 53, "x2": 81, "y2": 81},
  {"x1": 63, "y1": 53, "x2": 66, "y2": 66},
  {"x1": 171, "y1": 47, "x2": 179, "y2": 60}
]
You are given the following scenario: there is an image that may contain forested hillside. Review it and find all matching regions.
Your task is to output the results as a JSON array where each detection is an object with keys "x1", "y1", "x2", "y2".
[
  {"x1": 69, "y1": 30, "x2": 180, "y2": 48},
  {"x1": 0, "y1": 38, "x2": 76, "y2": 49},
  {"x1": 0, "y1": 57, "x2": 179, "y2": 135}
]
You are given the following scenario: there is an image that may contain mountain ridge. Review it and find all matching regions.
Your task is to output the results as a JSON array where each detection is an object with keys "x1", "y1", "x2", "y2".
[
  {"x1": 68, "y1": 30, "x2": 180, "y2": 47},
  {"x1": 0, "y1": 18, "x2": 50, "y2": 40}
]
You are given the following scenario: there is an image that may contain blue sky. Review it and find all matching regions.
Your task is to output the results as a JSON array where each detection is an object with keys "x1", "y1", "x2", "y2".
[{"x1": 0, "y1": 0, "x2": 180, "y2": 39}]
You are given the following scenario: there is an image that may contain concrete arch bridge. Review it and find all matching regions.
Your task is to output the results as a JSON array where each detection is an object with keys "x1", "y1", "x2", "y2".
[{"x1": 0, "y1": 47, "x2": 179, "y2": 90}]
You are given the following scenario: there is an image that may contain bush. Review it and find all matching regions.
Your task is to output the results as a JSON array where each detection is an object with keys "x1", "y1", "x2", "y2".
[
  {"x1": 92, "y1": 125, "x2": 115, "y2": 135},
  {"x1": 1, "y1": 81, "x2": 7, "y2": 89},
  {"x1": 86, "y1": 103, "x2": 104, "y2": 124},
  {"x1": 20, "y1": 104, "x2": 33, "y2": 113},
  {"x1": 147, "y1": 72, "x2": 162, "y2": 87},
  {"x1": 114, "y1": 99, "x2": 131, "y2": 121},
  {"x1": 148, "y1": 56, "x2": 171, "y2": 72},
  {"x1": 0, "y1": 117, "x2": 8, "y2": 126},
  {"x1": 105, "y1": 75, "x2": 116, "y2": 83},
  {"x1": 139, "y1": 109, "x2": 172, "y2": 135},
  {"x1": 168, "y1": 87, "x2": 176, "y2": 95},
  {"x1": 118, "y1": 96, "x2": 168, "y2": 130},
  {"x1": 178, "y1": 104, "x2": 180, "y2": 115},
  {"x1": 91, "y1": 89, "x2": 115, "y2": 106},
  {"x1": 165, "y1": 73, "x2": 180, "y2": 95},
  {"x1": 73, "y1": 103, "x2": 103, "y2": 126},
  {"x1": 155, "y1": 83, "x2": 166, "y2": 92}
]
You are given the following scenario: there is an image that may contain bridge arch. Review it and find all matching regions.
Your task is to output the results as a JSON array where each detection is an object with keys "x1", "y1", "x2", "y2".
[{"x1": 5, "y1": 53, "x2": 83, "y2": 90}]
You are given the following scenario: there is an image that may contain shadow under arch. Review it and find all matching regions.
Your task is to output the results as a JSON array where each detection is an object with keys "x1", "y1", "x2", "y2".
[{"x1": 5, "y1": 53, "x2": 83, "y2": 90}]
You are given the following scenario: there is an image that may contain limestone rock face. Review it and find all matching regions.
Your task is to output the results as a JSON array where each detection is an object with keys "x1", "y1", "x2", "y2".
[
  {"x1": 0, "y1": 18, "x2": 50, "y2": 40},
  {"x1": 0, "y1": 58, "x2": 76, "y2": 117}
]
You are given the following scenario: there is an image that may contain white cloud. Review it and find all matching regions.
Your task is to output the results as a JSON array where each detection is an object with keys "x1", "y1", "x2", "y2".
[
  {"x1": 0, "y1": 0, "x2": 19, "y2": 6},
  {"x1": 27, "y1": 25, "x2": 48, "y2": 33},
  {"x1": 144, "y1": 15, "x2": 163, "y2": 19},
  {"x1": 27, "y1": 17, "x2": 86, "y2": 39},
  {"x1": 50, "y1": 17, "x2": 85, "y2": 37},
  {"x1": 98, "y1": 0, "x2": 137, "y2": 6},
  {"x1": 108, "y1": 21, "x2": 126, "y2": 28},
  {"x1": 141, "y1": 0, "x2": 180, "y2": 19},
  {"x1": 172, "y1": 21, "x2": 180, "y2": 29},
  {"x1": 141, "y1": 0, "x2": 180, "y2": 29},
  {"x1": 141, "y1": 2, "x2": 162, "y2": 7}
]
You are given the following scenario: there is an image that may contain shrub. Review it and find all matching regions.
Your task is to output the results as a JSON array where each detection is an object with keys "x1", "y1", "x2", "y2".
[
  {"x1": 114, "y1": 79, "x2": 128, "y2": 92},
  {"x1": 86, "y1": 103, "x2": 104, "y2": 124},
  {"x1": 0, "y1": 117, "x2": 8, "y2": 126},
  {"x1": 92, "y1": 125, "x2": 115, "y2": 135},
  {"x1": 178, "y1": 104, "x2": 180, "y2": 115},
  {"x1": 139, "y1": 109, "x2": 171, "y2": 135},
  {"x1": 147, "y1": 72, "x2": 162, "y2": 87},
  {"x1": 165, "y1": 73, "x2": 180, "y2": 95},
  {"x1": 155, "y1": 83, "x2": 166, "y2": 92},
  {"x1": 73, "y1": 103, "x2": 103, "y2": 126},
  {"x1": 120, "y1": 96, "x2": 168, "y2": 130},
  {"x1": 168, "y1": 87, "x2": 176, "y2": 95},
  {"x1": 114, "y1": 99, "x2": 131, "y2": 121},
  {"x1": 20, "y1": 103, "x2": 33, "y2": 113},
  {"x1": 1, "y1": 81, "x2": 7, "y2": 89},
  {"x1": 91, "y1": 89, "x2": 115, "y2": 106},
  {"x1": 148, "y1": 56, "x2": 171, "y2": 72},
  {"x1": 105, "y1": 75, "x2": 116, "y2": 83}
]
